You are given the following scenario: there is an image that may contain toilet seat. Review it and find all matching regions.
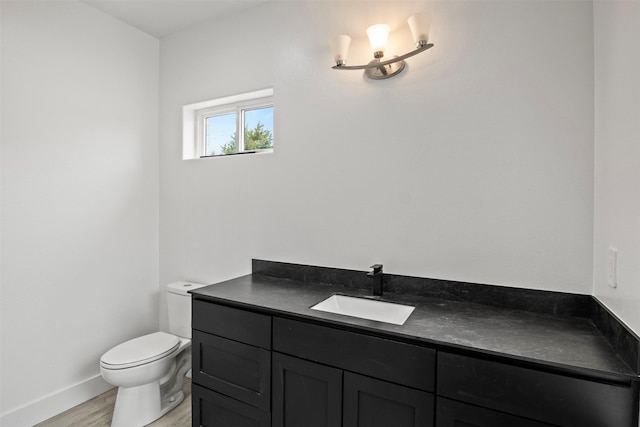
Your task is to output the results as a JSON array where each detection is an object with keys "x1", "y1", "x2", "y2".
[{"x1": 100, "y1": 332, "x2": 180, "y2": 370}]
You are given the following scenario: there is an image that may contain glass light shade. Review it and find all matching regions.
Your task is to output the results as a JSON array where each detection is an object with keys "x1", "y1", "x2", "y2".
[
  {"x1": 366, "y1": 24, "x2": 390, "y2": 54},
  {"x1": 407, "y1": 13, "x2": 431, "y2": 47},
  {"x1": 329, "y1": 35, "x2": 351, "y2": 65}
]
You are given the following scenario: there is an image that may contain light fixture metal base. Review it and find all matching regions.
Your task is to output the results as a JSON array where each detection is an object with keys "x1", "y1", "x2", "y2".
[
  {"x1": 365, "y1": 56, "x2": 405, "y2": 80},
  {"x1": 332, "y1": 43, "x2": 433, "y2": 79}
]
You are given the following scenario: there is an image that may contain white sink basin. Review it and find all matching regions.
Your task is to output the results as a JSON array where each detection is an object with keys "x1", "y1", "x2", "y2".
[{"x1": 310, "y1": 294, "x2": 415, "y2": 325}]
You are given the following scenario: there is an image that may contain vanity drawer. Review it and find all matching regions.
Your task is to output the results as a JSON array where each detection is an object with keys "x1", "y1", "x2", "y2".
[
  {"x1": 437, "y1": 352, "x2": 637, "y2": 427},
  {"x1": 192, "y1": 383, "x2": 270, "y2": 427},
  {"x1": 192, "y1": 299, "x2": 271, "y2": 349},
  {"x1": 193, "y1": 330, "x2": 271, "y2": 411},
  {"x1": 436, "y1": 397, "x2": 552, "y2": 427},
  {"x1": 273, "y1": 317, "x2": 435, "y2": 392}
]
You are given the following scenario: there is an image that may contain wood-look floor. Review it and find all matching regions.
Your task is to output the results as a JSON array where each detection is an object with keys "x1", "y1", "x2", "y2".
[{"x1": 35, "y1": 379, "x2": 191, "y2": 427}]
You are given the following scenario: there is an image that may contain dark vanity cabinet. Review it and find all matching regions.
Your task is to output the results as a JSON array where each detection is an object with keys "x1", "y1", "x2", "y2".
[
  {"x1": 435, "y1": 398, "x2": 553, "y2": 427},
  {"x1": 192, "y1": 298, "x2": 639, "y2": 427},
  {"x1": 437, "y1": 352, "x2": 637, "y2": 427},
  {"x1": 191, "y1": 300, "x2": 272, "y2": 427},
  {"x1": 273, "y1": 353, "x2": 436, "y2": 427},
  {"x1": 342, "y1": 372, "x2": 434, "y2": 427},
  {"x1": 272, "y1": 352, "x2": 342, "y2": 427},
  {"x1": 272, "y1": 317, "x2": 436, "y2": 427}
]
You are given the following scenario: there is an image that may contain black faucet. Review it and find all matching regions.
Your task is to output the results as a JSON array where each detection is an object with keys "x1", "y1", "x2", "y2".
[{"x1": 367, "y1": 264, "x2": 383, "y2": 296}]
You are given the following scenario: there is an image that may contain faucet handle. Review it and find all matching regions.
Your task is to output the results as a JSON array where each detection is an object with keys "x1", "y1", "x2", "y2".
[{"x1": 370, "y1": 264, "x2": 383, "y2": 273}]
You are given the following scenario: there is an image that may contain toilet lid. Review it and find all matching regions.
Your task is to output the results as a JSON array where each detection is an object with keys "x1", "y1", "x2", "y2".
[{"x1": 100, "y1": 332, "x2": 181, "y2": 370}]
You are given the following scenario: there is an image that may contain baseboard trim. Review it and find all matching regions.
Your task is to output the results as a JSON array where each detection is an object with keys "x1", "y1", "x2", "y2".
[{"x1": 0, "y1": 374, "x2": 113, "y2": 427}]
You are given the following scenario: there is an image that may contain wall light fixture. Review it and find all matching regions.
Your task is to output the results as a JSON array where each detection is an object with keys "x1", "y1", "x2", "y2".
[{"x1": 330, "y1": 12, "x2": 434, "y2": 80}]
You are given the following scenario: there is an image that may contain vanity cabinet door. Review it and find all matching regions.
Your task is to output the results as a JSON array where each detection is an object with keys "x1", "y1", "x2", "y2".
[
  {"x1": 192, "y1": 330, "x2": 271, "y2": 411},
  {"x1": 436, "y1": 397, "x2": 553, "y2": 427},
  {"x1": 343, "y1": 372, "x2": 435, "y2": 427},
  {"x1": 273, "y1": 317, "x2": 435, "y2": 392},
  {"x1": 192, "y1": 383, "x2": 270, "y2": 427},
  {"x1": 272, "y1": 352, "x2": 343, "y2": 427}
]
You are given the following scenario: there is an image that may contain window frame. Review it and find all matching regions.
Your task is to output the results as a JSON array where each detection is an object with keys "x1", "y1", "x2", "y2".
[
  {"x1": 182, "y1": 88, "x2": 274, "y2": 160},
  {"x1": 195, "y1": 97, "x2": 274, "y2": 158}
]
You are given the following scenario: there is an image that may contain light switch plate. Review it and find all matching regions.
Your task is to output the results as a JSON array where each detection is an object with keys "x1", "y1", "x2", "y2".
[{"x1": 607, "y1": 247, "x2": 618, "y2": 288}]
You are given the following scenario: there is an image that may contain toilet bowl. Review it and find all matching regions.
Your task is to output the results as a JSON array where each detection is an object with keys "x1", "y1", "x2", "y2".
[
  {"x1": 100, "y1": 281, "x2": 206, "y2": 427},
  {"x1": 100, "y1": 332, "x2": 190, "y2": 427}
]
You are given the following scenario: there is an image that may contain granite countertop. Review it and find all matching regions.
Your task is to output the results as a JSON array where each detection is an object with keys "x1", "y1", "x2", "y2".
[{"x1": 192, "y1": 273, "x2": 638, "y2": 381}]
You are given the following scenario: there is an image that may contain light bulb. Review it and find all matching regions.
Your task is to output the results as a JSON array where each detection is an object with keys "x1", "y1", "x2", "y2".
[
  {"x1": 329, "y1": 35, "x2": 351, "y2": 66},
  {"x1": 407, "y1": 13, "x2": 431, "y2": 48},
  {"x1": 366, "y1": 24, "x2": 390, "y2": 58}
]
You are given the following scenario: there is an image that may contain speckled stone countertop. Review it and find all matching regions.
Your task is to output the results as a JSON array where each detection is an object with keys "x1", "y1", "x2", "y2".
[{"x1": 192, "y1": 268, "x2": 639, "y2": 382}]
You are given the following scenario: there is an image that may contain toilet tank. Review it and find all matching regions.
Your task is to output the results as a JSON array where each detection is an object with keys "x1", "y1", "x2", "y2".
[{"x1": 167, "y1": 281, "x2": 207, "y2": 339}]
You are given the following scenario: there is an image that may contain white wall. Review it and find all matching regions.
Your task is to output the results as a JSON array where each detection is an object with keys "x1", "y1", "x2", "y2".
[
  {"x1": 5, "y1": 1, "x2": 636, "y2": 423},
  {"x1": 159, "y1": 0, "x2": 595, "y2": 331},
  {"x1": 0, "y1": 1, "x2": 159, "y2": 424},
  {"x1": 593, "y1": 1, "x2": 640, "y2": 335}
]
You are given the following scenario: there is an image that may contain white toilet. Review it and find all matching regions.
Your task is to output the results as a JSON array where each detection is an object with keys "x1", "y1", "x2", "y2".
[{"x1": 100, "y1": 281, "x2": 206, "y2": 427}]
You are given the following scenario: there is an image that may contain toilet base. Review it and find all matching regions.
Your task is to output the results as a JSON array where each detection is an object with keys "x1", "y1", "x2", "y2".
[
  {"x1": 161, "y1": 390, "x2": 185, "y2": 418},
  {"x1": 111, "y1": 382, "x2": 160, "y2": 427},
  {"x1": 110, "y1": 382, "x2": 185, "y2": 427}
]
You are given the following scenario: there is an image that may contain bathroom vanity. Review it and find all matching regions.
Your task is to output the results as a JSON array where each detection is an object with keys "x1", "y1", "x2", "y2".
[{"x1": 190, "y1": 260, "x2": 640, "y2": 427}]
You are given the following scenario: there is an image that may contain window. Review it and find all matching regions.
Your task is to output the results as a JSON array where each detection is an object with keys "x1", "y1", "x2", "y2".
[
  {"x1": 199, "y1": 103, "x2": 274, "y2": 157},
  {"x1": 183, "y1": 88, "x2": 274, "y2": 159}
]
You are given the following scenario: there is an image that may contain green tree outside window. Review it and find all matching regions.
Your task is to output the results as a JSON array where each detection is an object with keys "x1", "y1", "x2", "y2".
[{"x1": 220, "y1": 122, "x2": 273, "y2": 154}]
